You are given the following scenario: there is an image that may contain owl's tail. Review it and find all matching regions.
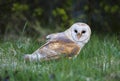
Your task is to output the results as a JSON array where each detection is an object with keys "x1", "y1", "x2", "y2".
[{"x1": 24, "y1": 50, "x2": 44, "y2": 62}]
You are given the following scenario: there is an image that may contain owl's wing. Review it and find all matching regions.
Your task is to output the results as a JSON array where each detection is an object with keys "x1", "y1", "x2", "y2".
[{"x1": 40, "y1": 34, "x2": 80, "y2": 60}]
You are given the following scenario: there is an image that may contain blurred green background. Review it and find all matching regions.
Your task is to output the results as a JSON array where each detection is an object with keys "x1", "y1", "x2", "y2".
[
  {"x1": 0, "y1": 0, "x2": 120, "y2": 39},
  {"x1": 0, "y1": 1, "x2": 120, "y2": 81}
]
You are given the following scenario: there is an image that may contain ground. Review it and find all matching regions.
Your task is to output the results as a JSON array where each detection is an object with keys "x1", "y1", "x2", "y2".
[{"x1": 0, "y1": 34, "x2": 120, "y2": 81}]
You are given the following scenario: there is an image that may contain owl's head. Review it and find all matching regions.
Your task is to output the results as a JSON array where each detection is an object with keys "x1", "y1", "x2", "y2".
[{"x1": 65, "y1": 22, "x2": 91, "y2": 46}]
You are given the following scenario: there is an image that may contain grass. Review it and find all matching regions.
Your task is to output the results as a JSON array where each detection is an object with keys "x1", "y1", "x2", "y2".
[{"x1": 0, "y1": 34, "x2": 120, "y2": 81}]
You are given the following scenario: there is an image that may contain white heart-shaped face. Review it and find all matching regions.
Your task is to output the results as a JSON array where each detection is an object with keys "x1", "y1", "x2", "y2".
[{"x1": 71, "y1": 23, "x2": 91, "y2": 43}]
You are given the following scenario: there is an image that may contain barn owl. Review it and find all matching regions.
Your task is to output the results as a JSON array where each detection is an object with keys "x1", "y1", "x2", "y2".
[{"x1": 24, "y1": 22, "x2": 91, "y2": 62}]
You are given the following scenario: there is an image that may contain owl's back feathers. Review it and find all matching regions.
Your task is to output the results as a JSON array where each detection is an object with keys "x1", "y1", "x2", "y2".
[{"x1": 24, "y1": 33, "x2": 80, "y2": 61}]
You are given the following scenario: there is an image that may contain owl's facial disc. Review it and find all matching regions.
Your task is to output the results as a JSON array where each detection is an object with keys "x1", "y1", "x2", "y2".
[{"x1": 71, "y1": 23, "x2": 91, "y2": 43}]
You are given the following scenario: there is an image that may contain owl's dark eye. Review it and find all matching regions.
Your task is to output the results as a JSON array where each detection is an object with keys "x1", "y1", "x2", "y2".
[
  {"x1": 82, "y1": 30, "x2": 86, "y2": 34},
  {"x1": 74, "y1": 29, "x2": 78, "y2": 33}
]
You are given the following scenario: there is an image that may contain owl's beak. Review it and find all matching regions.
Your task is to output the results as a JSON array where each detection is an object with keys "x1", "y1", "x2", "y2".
[{"x1": 77, "y1": 33, "x2": 82, "y2": 39}]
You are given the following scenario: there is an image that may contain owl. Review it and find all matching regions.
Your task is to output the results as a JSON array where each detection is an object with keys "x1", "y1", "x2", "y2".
[{"x1": 24, "y1": 22, "x2": 91, "y2": 62}]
